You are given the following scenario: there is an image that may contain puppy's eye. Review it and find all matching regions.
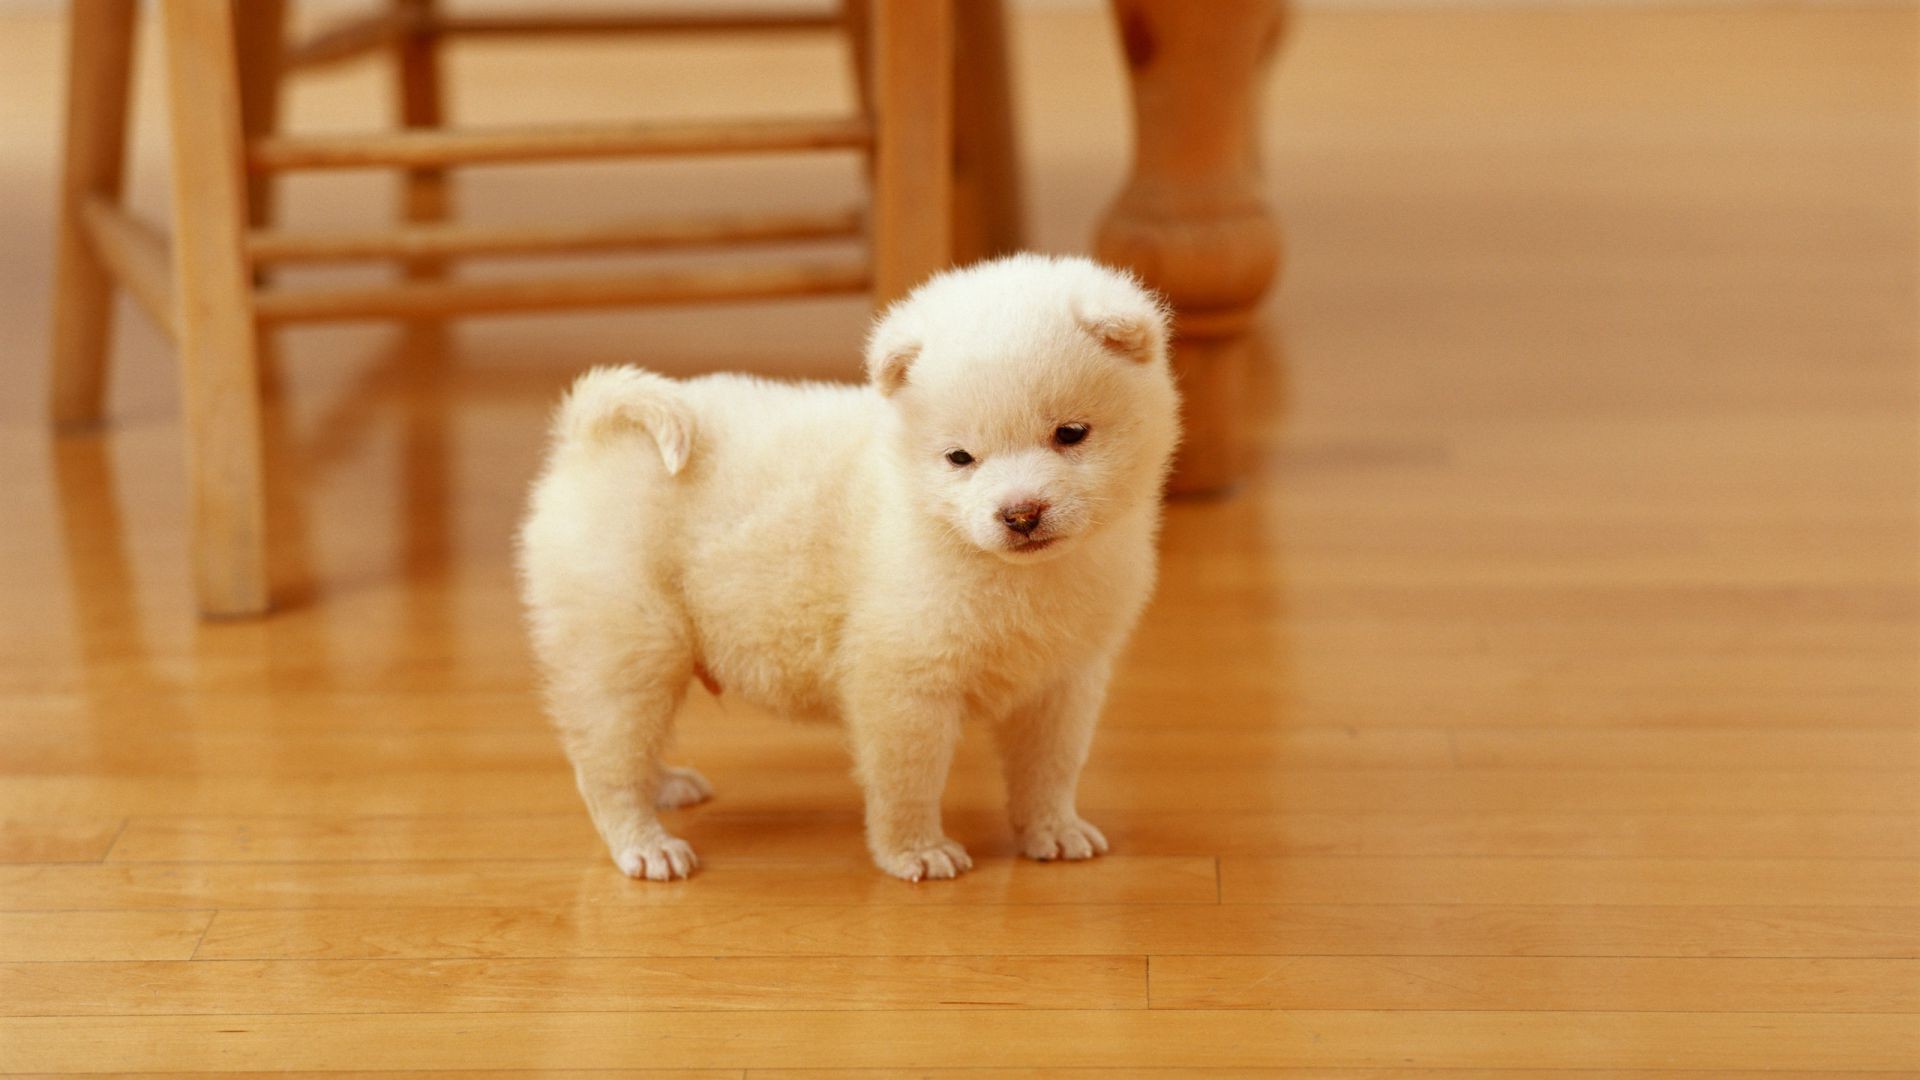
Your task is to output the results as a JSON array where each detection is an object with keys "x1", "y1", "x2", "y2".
[
  {"x1": 1053, "y1": 423, "x2": 1090, "y2": 447},
  {"x1": 945, "y1": 449, "x2": 975, "y2": 467}
]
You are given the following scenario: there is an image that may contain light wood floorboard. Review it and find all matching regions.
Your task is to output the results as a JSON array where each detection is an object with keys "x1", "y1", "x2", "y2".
[
  {"x1": 98, "y1": 808, "x2": 1920, "y2": 860},
  {"x1": 1, "y1": 1011, "x2": 1914, "y2": 1072},
  {"x1": 193, "y1": 903, "x2": 1920, "y2": 961}
]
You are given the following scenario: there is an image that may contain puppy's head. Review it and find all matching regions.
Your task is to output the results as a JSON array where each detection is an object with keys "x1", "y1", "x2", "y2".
[{"x1": 866, "y1": 255, "x2": 1180, "y2": 563}]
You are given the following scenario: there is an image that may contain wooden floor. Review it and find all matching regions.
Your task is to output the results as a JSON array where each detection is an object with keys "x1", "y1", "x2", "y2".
[{"x1": 3, "y1": 5, "x2": 1917, "y2": 1075}]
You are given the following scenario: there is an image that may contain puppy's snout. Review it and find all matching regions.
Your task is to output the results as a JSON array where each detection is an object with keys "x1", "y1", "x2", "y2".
[{"x1": 1000, "y1": 501, "x2": 1046, "y2": 536}]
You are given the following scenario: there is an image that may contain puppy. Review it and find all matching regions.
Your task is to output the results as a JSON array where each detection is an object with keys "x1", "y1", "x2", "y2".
[{"x1": 518, "y1": 254, "x2": 1180, "y2": 881}]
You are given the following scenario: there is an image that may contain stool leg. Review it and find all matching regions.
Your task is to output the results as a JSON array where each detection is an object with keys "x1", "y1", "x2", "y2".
[
  {"x1": 950, "y1": 0, "x2": 1023, "y2": 264},
  {"x1": 49, "y1": 0, "x2": 138, "y2": 429},
  {"x1": 869, "y1": 0, "x2": 953, "y2": 308},
  {"x1": 161, "y1": 0, "x2": 269, "y2": 617},
  {"x1": 234, "y1": 0, "x2": 286, "y2": 231},
  {"x1": 839, "y1": 0, "x2": 873, "y2": 126},
  {"x1": 394, "y1": 0, "x2": 450, "y2": 277},
  {"x1": 233, "y1": 0, "x2": 286, "y2": 401}
]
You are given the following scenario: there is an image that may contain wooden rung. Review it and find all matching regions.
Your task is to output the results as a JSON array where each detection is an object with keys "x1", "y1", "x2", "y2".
[
  {"x1": 248, "y1": 117, "x2": 872, "y2": 172},
  {"x1": 251, "y1": 257, "x2": 871, "y2": 323},
  {"x1": 78, "y1": 195, "x2": 176, "y2": 340},
  {"x1": 286, "y1": 8, "x2": 842, "y2": 69},
  {"x1": 248, "y1": 208, "x2": 865, "y2": 265},
  {"x1": 284, "y1": 11, "x2": 407, "y2": 69},
  {"x1": 436, "y1": 12, "x2": 845, "y2": 37}
]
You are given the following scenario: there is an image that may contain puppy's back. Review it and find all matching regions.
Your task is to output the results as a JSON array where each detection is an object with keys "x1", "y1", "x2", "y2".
[
  {"x1": 540, "y1": 366, "x2": 880, "y2": 495},
  {"x1": 556, "y1": 370, "x2": 886, "y2": 716},
  {"x1": 524, "y1": 367, "x2": 885, "y2": 637}
]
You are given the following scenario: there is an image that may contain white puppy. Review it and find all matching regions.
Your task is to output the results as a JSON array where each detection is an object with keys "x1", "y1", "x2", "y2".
[{"x1": 518, "y1": 254, "x2": 1179, "y2": 881}]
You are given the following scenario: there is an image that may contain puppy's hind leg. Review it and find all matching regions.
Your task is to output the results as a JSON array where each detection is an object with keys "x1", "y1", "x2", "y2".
[
  {"x1": 538, "y1": 622, "x2": 700, "y2": 881},
  {"x1": 654, "y1": 763, "x2": 714, "y2": 809}
]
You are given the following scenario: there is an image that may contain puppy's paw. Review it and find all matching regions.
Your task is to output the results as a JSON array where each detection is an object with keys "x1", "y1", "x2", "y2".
[
  {"x1": 613, "y1": 836, "x2": 699, "y2": 881},
  {"x1": 1019, "y1": 817, "x2": 1109, "y2": 862},
  {"x1": 654, "y1": 765, "x2": 714, "y2": 809},
  {"x1": 874, "y1": 838, "x2": 973, "y2": 882}
]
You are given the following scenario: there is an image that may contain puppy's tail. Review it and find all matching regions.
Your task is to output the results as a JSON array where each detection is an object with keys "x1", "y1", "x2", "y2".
[{"x1": 553, "y1": 365, "x2": 695, "y2": 476}]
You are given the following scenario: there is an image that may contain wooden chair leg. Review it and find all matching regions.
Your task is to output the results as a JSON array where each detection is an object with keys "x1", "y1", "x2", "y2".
[
  {"x1": 869, "y1": 0, "x2": 953, "y2": 308},
  {"x1": 1095, "y1": 0, "x2": 1285, "y2": 496},
  {"x1": 161, "y1": 0, "x2": 269, "y2": 617},
  {"x1": 49, "y1": 0, "x2": 139, "y2": 428},
  {"x1": 950, "y1": 0, "x2": 1023, "y2": 265}
]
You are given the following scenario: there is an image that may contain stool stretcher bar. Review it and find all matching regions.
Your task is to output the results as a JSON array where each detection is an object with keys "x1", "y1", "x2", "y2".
[
  {"x1": 248, "y1": 116, "x2": 873, "y2": 172},
  {"x1": 439, "y1": 11, "x2": 845, "y2": 38},
  {"x1": 248, "y1": 208, "x2": 866, "y2": 265},
  {"x1": 287, "y1": 9, "x2": 844, "y2": 69},
  {"x1": 79, "y1": 195, "x2": 176, "y2": 340},
  {"x1": 251, "y1": 257, "x2": 872, "y2": 323}
]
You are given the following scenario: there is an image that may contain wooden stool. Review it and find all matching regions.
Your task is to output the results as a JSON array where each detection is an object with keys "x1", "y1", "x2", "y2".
[{"x1": 49, "y1": 0, "x2": 1010, "y2": 618}]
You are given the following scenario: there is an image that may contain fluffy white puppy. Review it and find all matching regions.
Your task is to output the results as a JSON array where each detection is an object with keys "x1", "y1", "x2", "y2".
[{"x1": 518, "y1": 254, "x2": 1179, "y2": 881}]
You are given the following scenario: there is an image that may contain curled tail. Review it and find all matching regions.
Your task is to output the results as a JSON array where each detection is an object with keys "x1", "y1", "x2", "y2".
[{"x1": 553, "y1": 365, "x2": 695, "y2": 476}]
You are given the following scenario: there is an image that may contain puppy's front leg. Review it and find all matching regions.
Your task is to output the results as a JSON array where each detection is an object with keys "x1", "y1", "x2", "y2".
[
  {"x1": 848, "y1": 686, "x2": 971, "y2": 881},
  {"x1": 995, "y1": 664, "x2": 1112, "y2": 861}
]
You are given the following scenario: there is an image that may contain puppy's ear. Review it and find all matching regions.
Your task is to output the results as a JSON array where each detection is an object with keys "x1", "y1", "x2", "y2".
[
  {"x1": 864, "y1": 318, "x2": 921, "y2": 397},
  {"x1": 1076, "y1": 287, "x2": 1171, "y2": 365}
]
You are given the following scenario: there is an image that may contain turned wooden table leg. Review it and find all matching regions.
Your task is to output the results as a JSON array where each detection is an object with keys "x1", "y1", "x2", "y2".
[{"x1": 1095, "y1": 0, "x2": 1285, "y2": 496}]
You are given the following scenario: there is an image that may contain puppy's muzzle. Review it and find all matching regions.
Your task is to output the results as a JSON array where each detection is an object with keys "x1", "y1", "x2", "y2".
[{"x1": 1000, "y1": 501, "x2": 1046, "y2": 537}]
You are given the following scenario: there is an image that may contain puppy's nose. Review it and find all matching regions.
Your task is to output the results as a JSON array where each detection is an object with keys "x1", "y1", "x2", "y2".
[{"x1": 1000, "y1": 501, "x2": 1045, "y2": 536}]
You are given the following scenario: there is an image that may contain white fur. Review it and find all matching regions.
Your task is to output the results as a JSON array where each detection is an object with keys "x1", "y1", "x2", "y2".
[{"x1": 517, "y1": 255, "x2": 1180, "y2": 881}]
